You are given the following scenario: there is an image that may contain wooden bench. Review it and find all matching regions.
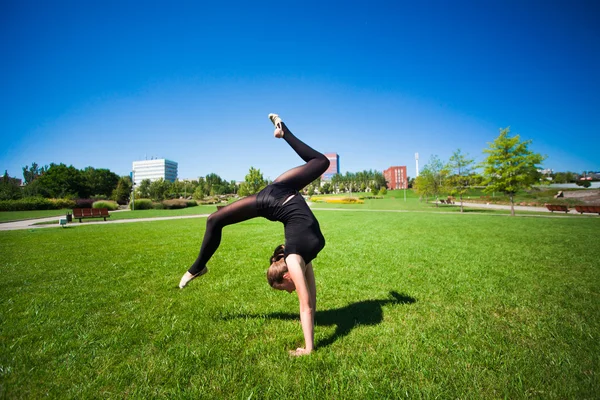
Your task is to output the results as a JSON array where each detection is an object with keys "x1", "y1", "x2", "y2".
[
  {"x1": 544, "y1": 204, "x2": 569, "y2": 213},
  {"x1": 574, "y1": 205, "x2": 600, "y2": 215},
  {"x1": 72, "y1": 208, "x2": 111, "y2": 222}
]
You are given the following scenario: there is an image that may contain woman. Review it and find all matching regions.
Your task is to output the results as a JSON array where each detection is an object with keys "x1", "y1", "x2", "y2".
[{"x1": 178, "y1": 113, "x2": 329, "y2": 356}]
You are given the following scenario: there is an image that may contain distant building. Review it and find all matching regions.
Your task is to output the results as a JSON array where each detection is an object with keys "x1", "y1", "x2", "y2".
[
  {"x1": 132, "y1": 159, "x2": 178, "y2": 185},
  {"x1": 384, "y1": 166, "x2": 408, "y2": 190},
  {"x1": 322, "y1": 153, "x2": 339, "y2": 180}
]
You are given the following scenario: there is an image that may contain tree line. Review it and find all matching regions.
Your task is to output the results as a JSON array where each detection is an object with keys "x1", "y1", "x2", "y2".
[
  {"x1": 1, "y1": 127, "x2": 593, "y2": 210},
  {"x1": 414, "y1": 127, "x2": 551, "y2": 216}
]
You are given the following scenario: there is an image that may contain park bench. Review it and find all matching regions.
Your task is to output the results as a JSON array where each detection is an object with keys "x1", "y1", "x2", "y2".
[
  {"x1": 574, "y1": 205, "x2": 600, "y2": 215},
  {"x1": 544, "y1": 204, "x2": 569, "y2": 213},
  {"x1": 72, "y1": 208, "x2": 111, "y2": 222}
]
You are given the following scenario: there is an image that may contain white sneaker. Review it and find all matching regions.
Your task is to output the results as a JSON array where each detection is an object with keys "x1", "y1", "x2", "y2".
[
  {"x1": 178, "y1": 267, "x2": 208, "y2": 288},
  {"x1": 268, "y1": 113, "x2": 284, "y2": 138}
]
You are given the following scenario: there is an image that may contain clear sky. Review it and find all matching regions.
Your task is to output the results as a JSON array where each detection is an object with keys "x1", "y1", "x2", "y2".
[{"x1": 1, "y1": 0, "x2": 598, "y2": 182}]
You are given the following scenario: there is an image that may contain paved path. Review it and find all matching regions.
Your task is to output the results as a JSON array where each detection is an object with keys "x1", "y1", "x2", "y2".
[{"x1": 0, "y1": 213, "x2": 212, "y2": 231}]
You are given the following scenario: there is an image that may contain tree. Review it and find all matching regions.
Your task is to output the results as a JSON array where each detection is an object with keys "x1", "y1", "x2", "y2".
[
  {"x1": 35, "y1": 163, "x2": 86, "y2": 198},
  {"x1": 480, "y1": 127, "x2": 546, "y2": 216},
  {"x1": 82, "y1": 167, "x2": 120, "y2": 198},
  {"x1": 22, "y1": 162, "x2": 47, "y2": 185},
  {"x1": 447, "y1": 149, "x2": 475, "y2": 212},
  {"x1": 240, "y1": 166, "x2": 266, "y2": 196},
  {"x1": 149, "y1": 178, "x2": 171, "y2": 201},
  {"x1": 576, "y1": 180, "x2": 592, "y2": 188},
  {"x1": 413, "y1": 155, "x2": 449, "y2": 205},
  {"x1": 321, "y1": 182, "x2": 332, "y2": 194},
  {"x1": 112, "y1": 175, "x2": 132, "y2": 204},
  {"x1": 553, "y1": 171, "x2": 576, "y2": 184},
  {"x1": 137, "y1": 179, "x2": 151, "y2": 199},
  {"x1": 0, "y1": 170, "x2": 22, "y2": 200}
]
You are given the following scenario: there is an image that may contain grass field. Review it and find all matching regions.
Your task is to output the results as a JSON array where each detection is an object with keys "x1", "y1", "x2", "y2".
[{"x1": 1, "y1": 203, "x2": 599, "y2": 398}]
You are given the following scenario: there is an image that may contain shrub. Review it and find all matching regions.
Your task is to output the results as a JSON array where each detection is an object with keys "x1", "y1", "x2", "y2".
[
  {"x1": 75, "y1": 199, "x2": 95, "y2": 209},
  {"x1": 50, "y1": 198, "x2": 76, "y2": 209},
  {"x1": 130, "y1": 199, "x2": 153, "y2": 210},
  {"x1": 162, "y1": 199, "x2": 189, "y2": 209},
  {"x1": 187, "y1": 200, "x2": 198, "y2": 207},
  {"x1": 92, "y1": 200, "x2": 119, "y2": 211},
  {"x1": 0, "y1": 197, "x2": 51, "y2": 211},
  {"x1": 152, "y1": 202, "x2": 165, "y2": 209}
]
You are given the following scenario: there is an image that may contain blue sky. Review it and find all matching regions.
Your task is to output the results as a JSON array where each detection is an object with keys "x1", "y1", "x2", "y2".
[{"x1": 1, "y1": 0, "x2": 598, "y2": 182}]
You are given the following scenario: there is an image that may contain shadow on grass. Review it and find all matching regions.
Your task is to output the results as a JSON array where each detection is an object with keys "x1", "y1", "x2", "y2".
[{"x1": 224, "y1": 291, "x2": 416, "y2": 348}]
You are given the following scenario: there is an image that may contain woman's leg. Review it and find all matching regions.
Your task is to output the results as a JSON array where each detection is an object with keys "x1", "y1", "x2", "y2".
[
  {"x1": 273, "y1": 122, "x2": 330, "y2": 191},
  {"x1": 187, "y1": 194, "x2": 259, "y2": 275}
]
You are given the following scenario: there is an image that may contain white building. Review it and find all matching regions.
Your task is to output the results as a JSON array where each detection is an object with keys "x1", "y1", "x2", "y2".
[{"x1": 132, "y1": 159, "x2": 178, "y2": 185}]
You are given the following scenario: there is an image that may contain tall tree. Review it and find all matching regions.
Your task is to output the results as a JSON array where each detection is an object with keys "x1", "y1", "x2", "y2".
[
  {"x1": 22, "y1": 162, "x2": 47, "y2": 185},
  {"x1": 82, "y1": 167, "x2": 120, "y2": 198},
  {"x1": 36, "y1": 163, "x2": 86, "y2": 198},
  {"x1": 447, "y1": 149, "x2": 475, "y2": 212},
  {"x1": 112, "y1": 175, "x2": 132, "y2": 204},
  {"x1": 137, "y1": 179, "x2": 151, "y2": 199},
  {"x1": 0, "y1": 170, "x2": 22, "y2": 200},
  {"x1": 413, "y1": 155, "x2": 449, "y2": 205},
  {"x1": 149, "y1": 178, "x2": 171, "y2": 201},
  {"x1": 238, "y1": 166, "x2": 266, "y2": 196},
  {"x1": 480, "y1": 127, "x2": 546, "y2": 216}
]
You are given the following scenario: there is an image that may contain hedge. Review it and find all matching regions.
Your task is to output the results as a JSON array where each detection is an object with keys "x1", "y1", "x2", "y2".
[
  {"x1": 92, "y1": 200, "x2": 119, "y2": 211},
  {"x1": 130, "y1": 199, "x2": 153, "y2": 210}
]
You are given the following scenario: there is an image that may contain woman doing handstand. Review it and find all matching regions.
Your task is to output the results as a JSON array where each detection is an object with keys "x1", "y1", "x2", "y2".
[{"x1": 178, "y1": 114, "x2": 330, "y2": 356}]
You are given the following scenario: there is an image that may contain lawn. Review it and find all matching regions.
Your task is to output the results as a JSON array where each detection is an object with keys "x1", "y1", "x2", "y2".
[
  {"x1": 1, "y1": 207, "x2": 599, "y2": 398},
  {"x1": 0, "y1": 209, "x2": 71, "y2": 223}
]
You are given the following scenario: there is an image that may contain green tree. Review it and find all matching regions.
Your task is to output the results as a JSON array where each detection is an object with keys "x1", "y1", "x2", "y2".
[
  {"x1": 36, "y1": 163, "x2": 86, "y2": 198},
  {"x1": 149, "y1": 178, "x2": 171, "y2": 201},
  {"x1": 0, "y1": 170, "x2": 22, "y2": 200},
  {"x1": 241, "y1": 166, "x2": 266, "y2": 195},
  {"x1": 480, "y1": 127, "x2": 546, "y2": 216},
  {"x1": 112, "y1": 175, "x2": 132, "y2": 204},
  {"x1": 576, "y1": 180, "x2": 592, "y2": 188},
  {"x1": 22, "y1": 162, "x2": 47, "y2": 185},
  {"x1": 137, "y1": 179, "x2": 151, "y2": 199},
  {"x1": 447, "y1": 149, "x2": 475, "y2": 212},
  {"x1": 413, "y1": 155, "x2": 449, "y2": 205},
  {"x1": 82, "y1": 167, "x2": 120, "y2": 198},
  {"x1": 321, "y1": 182, "x2": 332, "y2": 194}
]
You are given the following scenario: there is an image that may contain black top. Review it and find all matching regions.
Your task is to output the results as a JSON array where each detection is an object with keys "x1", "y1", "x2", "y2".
[{"x1": 256, "y1": 182, "x2": 325, "y2": 263}]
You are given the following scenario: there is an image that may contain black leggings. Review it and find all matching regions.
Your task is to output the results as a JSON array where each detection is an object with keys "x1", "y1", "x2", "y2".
[{"x1": 188, "y1": 122, "x2": 329, "y2": 274}]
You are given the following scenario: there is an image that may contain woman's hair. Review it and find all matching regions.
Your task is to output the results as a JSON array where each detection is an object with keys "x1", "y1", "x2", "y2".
[{"x1": 267, "y1": 244, "x2": 287, "y2": 288}]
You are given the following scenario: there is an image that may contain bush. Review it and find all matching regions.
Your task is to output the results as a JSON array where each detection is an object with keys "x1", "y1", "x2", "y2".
[
  {"x1": 130, "y1": 199, "x2": 153, "y2": 210},
  {"x1": 187, "y1": 200, "x2": 198, "y2": 207},
  {"x1": 50, "y1": 198, "x2": 76, "y2": 209},
  {"x1": 152, "y1": 202, "x2": 165, "y2": 209},
  {"x1": 75, "y1": 199, "x2": 95, "y2": 209},
  {"x1": 92, "y1": 200, "x2": 119, "y2": 211},
  {"x1": 162, "y1": 199, "x2": 189, "y2": 209}
]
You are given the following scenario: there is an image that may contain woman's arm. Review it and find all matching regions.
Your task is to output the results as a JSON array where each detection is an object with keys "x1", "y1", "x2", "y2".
[
  {"x1": 305, "y1": 262, "x2": 316, "y2": 315},
  {"x1": 285, "y1": 254, "x2": 314, "y2": 356}
]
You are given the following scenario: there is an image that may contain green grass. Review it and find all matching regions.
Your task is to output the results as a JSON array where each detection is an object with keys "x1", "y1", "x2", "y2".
[
  {"x1": 1, "y1": 207, "x2": 599, "y2": 398},
  {"x1": 0, "y1": 209, "x2": 71, "y2": 223}
]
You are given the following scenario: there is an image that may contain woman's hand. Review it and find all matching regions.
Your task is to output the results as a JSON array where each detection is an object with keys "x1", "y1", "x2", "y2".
[{"x1": 289, "y1": 348, "x2": 312, "y2": 357}]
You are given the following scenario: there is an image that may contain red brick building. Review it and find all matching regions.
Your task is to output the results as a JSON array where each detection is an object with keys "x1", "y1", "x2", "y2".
[
  {"x1": 384, "y1": 166, "x2": 408, "y2": 189},
  {"x1": 322, "y1": 153, "x2": 339, "y2": 180}
]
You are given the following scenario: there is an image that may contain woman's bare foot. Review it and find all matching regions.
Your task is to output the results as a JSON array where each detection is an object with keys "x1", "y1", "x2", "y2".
[{"x1": 178, "y1": 267, "x2": 208, "y2": 289}]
